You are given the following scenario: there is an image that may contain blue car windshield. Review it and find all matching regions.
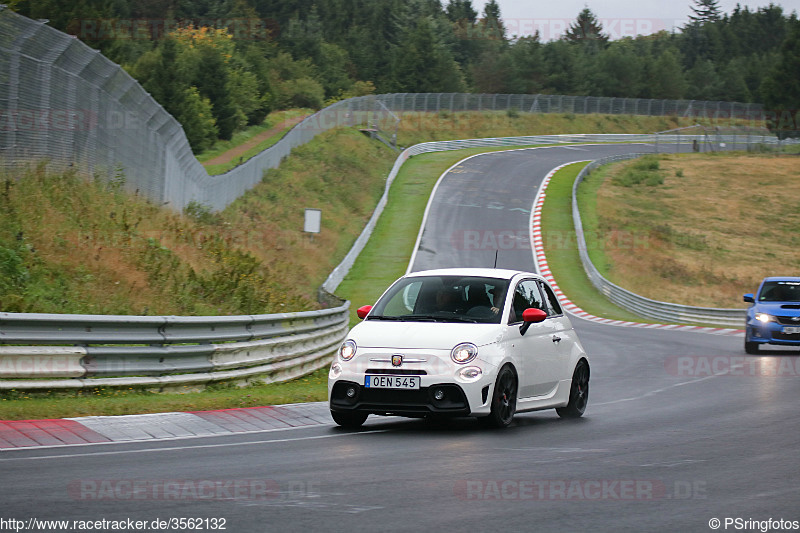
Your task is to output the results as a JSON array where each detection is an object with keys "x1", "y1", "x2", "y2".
[
  {"x1": 369, "y1": 276, "x2": 509, "y2": 324},
  {"x1": 758, "y1": 281, "x2": 800, "y2": 302}
]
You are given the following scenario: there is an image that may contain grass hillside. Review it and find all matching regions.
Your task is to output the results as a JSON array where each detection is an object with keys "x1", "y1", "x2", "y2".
[
  {"x1": 0, "y1": 128, "x2": 392, "y2": 315},
  {"x1": 583, "y1": 152, "x2": 800, "y2": 307}
]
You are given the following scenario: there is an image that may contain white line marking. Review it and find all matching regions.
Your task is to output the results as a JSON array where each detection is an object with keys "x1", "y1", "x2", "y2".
[
  {"x1": 592, "y1": 362, "x2": 747, "y2": 407},
  {"x1": 0, "y1": 428, "x2": 392, "y2": 462}
]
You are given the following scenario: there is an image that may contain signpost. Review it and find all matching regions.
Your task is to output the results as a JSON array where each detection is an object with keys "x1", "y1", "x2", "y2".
[{"x1": 304, "y1": 208, "x2": 321, "y2": 241}]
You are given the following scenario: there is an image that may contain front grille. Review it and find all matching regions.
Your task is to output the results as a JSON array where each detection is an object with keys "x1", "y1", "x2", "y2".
[
  {"x1": 773, "y1": 332, "x2": 800, "y2": 341},
  {"x1": 775, "y1": 316, "x2": 800, "y2": 326}
]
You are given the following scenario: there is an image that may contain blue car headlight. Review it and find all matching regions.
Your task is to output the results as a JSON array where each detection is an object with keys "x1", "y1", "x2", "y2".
[{"x1": 755, "y1": 313, "x2": 774, "y2": 324}]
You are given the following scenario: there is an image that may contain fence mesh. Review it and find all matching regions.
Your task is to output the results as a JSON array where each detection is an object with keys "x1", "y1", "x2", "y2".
[{"x1": 0, "y1": 8, "x2": 769, "y2": 212}]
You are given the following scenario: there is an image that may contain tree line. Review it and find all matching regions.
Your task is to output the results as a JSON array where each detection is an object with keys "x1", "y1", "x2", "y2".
[{"x1": 8, "y1": 0, "x2": 800, "y2": 149}]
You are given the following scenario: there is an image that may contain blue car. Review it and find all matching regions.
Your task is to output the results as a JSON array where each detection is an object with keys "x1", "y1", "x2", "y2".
[{"x1": 743, "y1": 277, "x2": 800, "y2": 354}]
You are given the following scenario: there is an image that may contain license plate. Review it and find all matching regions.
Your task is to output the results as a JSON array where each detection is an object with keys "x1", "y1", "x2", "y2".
[
  {"x1": 365, "y1": 375, "x2": 420, "y2": 389},
  {"x1": 784, "y1": 326, "x2": 800, "y2": 334}
]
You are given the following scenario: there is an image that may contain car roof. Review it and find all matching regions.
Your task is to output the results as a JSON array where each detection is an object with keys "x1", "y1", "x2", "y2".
[
  {"x1": 761, "y1": 277, "x2": 800, "y2": 283},
  {"x1": 405, "y1": 268, "x2": 540, "y2": 281}
]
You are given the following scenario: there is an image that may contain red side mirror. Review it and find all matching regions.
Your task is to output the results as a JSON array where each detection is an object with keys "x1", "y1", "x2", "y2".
[
  {"x1": 357, "y1": 305, "x2": 373, "y2": 319},
  {"x1": 522, "y1": 308, "x2": 547, "y2": 323}
]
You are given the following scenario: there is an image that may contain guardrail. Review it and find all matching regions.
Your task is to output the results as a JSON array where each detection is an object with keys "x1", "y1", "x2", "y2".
[
  {"x1": 0, "y1": 306, "x2": 349, "y2": 390},
  {"x1": 571, "y1": 154, "x2": 747, "y2": 327}
]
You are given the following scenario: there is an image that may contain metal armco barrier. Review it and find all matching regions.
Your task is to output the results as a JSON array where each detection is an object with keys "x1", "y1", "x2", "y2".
[
  {"x1": 571, "y1": 154, "x2": 747, "y2": 327},
  {"x1": 0, "y1": 306, "x2": 349, "y2": 390}
]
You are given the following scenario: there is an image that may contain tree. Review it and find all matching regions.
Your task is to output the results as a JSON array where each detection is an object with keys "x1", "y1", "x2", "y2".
[
  {"x1": 478, "y1": 0, "x2": 506, "y2": 43},
  {"x1": 504, "y1": 35, "x2": 546, "y2": 94},
  {"x1": 564, "y1": 8, "x2": 608, "y2": 47},
  {"x1": 648, "y1": 49, "x2": 689, "y2": 99},
  {"x1": 445, "y1": 0, "x2": 477, "y2": 24},
  {"x1": 176, "y1": 87, "x2": 218, "y2": 152},
  {"x1": 689, "y1": 0, "x2": 722, "y2": 24},
  {"x1": 686, "y1": 59, "x2": 722, "y2": 100},
  {"x1": 717, "y1": 58, "x2": 751, "y2": 102},
  {"x1": 590, "y1": 42, "x2": 644, "y2": 97},
  {"x1": 193, "y1": 39, "x2": 240, "y2": 140},
  {"x1": 282, "y1": 7, "x2": 324, "y2": 63},
  {"x1": 761, "y1": 22, "x2": 800, "y2": 138},
  {"x1": 541, "y1": 40, "x2": 580, "y2": 94},
  {"x1": 391, "y1": 17, "x2": 465, "y2": 92}
]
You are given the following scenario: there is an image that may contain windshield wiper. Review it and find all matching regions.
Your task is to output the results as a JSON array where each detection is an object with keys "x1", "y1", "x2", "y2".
[
  {"x1": 444, "y1": 316, "x2": 480, "y2": 323},
  {"x1": 395, "y1": 314, "x2": 478, "y2": 323}
]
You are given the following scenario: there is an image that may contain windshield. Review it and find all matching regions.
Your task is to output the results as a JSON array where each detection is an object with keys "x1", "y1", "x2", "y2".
[
  {"x1": 758, "y1": 281, "x2": 800, "y2": 302},
  {"x1": 369, "y1": 275, "x2": 509, "y2": 324}
]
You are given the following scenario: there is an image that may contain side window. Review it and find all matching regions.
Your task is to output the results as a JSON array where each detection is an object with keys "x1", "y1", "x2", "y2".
[
  {"x1": 539, "y1": 281, "x2": 563, "y2": 316},
  {"x1": 509, "y1": 280, "x2": 545, "y2": 323},
  {"x1": 382, "y1": 281, "x2": 423, "y2": 316}
]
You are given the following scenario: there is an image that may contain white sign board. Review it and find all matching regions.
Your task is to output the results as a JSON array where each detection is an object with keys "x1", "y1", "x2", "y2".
[{"x1": 304, "y1": 208, "x2": 321, "y2": 234}]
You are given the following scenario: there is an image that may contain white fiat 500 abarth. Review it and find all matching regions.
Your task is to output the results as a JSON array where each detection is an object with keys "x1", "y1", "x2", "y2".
[{"x1": 328, "y1": 268, "x2": 590, "y2": 428}]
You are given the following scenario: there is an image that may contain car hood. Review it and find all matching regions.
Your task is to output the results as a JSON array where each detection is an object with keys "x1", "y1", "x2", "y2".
[
  {"x1": 349, "y1": 320, "x2": 502, "y2": 350},
  {"x1": 755, "y1": 302, "x2": 800, "y2": 315}
]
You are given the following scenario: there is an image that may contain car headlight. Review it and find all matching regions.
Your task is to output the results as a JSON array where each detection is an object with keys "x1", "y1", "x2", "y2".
[
  {"x1": 451, "y1": 342, "x2": 478, "y2": 364},
  {"x1": 755, "y1": 313, "x2": 774, "y2": 324},
  {"x1": 339, "y1": 339, "x2": 357, "y2": 361}
]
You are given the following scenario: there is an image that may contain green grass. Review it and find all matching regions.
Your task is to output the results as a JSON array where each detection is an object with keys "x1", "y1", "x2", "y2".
[
  {"x1": 0, "y1": 368, "x2": 329, "y2": 420},
  {"x1": 197, "y1": 109, "x2": 311, "y2": 175},
  {"x1": 577, "y1": 163, "x2": 616, "y2": 277},
  {"x1": 541, "y1": 162, "x2": 658, "y2": 322}
]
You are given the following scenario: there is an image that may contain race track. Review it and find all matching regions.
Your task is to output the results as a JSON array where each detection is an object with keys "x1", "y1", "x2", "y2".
[{"x1": 2, "y1": 143, "x2": 798, "y2": 533}]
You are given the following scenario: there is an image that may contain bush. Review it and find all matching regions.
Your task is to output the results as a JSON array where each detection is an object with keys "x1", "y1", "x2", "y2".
[
  {"x1": 0, "y1": 245, "x2": 28, "y2": 293},
  {"x1": 612, "y1": 156, "x2": 664, "y2": 187},
  {"x1": 280, "y1": 77, "x2": 326, "y2": 110}
]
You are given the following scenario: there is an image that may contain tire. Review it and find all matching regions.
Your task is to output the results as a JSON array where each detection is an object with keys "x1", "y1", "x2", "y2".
[
  {"x1": 481, "y1": 366, "x2": 517, "y2": 428},
  {"x1": 556, "y1": 360, "x2": 589, "y2": 419},
  {"x1": 331, "y1": 410, "x2": 368, "y2": 428},
  {"x1": 744, "y1": 340, "x2": 760, "y2": 354}
]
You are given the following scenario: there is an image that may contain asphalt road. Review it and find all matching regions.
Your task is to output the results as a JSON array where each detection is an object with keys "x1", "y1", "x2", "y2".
[{"x1": 2, "y1": 143, "x2": 798, "y2": 533}]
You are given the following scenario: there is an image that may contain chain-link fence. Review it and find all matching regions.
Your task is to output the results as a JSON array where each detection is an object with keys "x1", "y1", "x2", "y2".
[
  {"x1": 653, "y1": 124, "x2": 780, "y2": 153},
  {"x1": 0, "y1": 8, "x2": 770, "y2": 213}
]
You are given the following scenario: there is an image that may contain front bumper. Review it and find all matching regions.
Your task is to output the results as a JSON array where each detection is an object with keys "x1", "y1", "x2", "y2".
[
  {"x1": 746, "y1": 322, "x2": 800, "y2": 346},
  {"x1": 329, "y1": 380, "x2": 476, "y2": 417}
]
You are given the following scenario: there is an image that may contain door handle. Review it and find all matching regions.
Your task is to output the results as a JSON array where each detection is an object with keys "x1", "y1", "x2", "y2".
[{"x1": 552, "y1": 335, "x2": 562, "y2": 343}]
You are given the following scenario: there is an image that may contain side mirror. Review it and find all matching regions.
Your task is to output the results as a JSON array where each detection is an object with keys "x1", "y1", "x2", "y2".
[
  {"x1": 356, "y1": 305, "x2": 373, "y2": 319},
  {"x1": 519, "y1": 308, "x2": 547, "y2": 335},
  {"x1": 743, "y1": 294, "x2": 754, "y2": 303},
  {"x1": 523, "y1": 308, "x2": 548, "y2": 323}
]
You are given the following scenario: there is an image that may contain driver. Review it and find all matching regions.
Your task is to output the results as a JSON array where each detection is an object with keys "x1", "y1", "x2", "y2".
[{"x1": 435, "y1": 287, "x2": 460, "y2": 312}]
